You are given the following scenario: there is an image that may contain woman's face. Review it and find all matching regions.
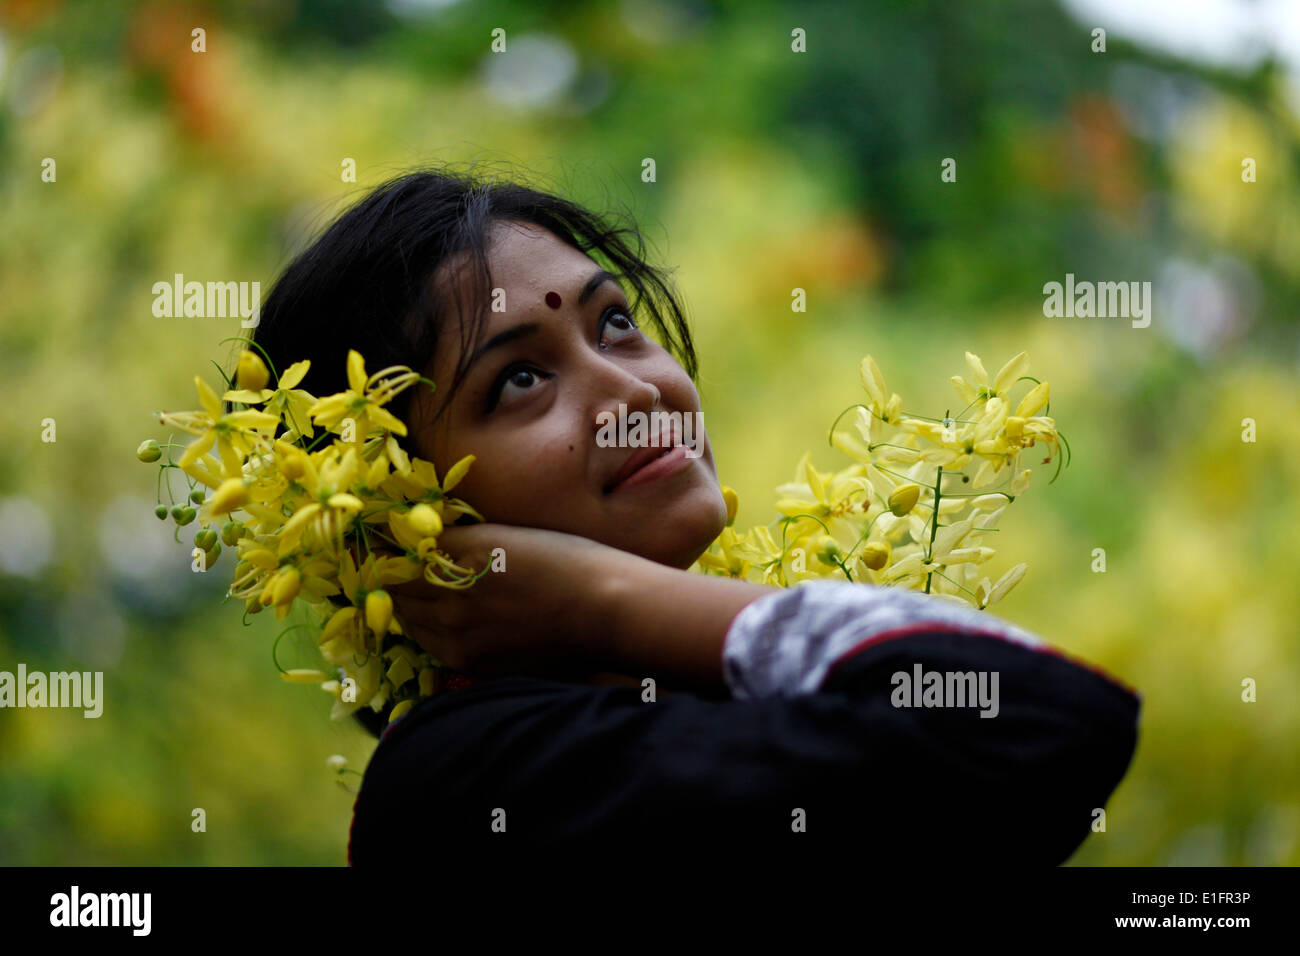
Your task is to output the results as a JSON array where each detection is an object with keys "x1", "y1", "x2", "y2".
[{"x1": 409, "y1": 219, "x2": 728, "y2": 569}]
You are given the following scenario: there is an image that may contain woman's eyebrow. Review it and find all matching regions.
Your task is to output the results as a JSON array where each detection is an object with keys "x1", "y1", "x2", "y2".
[
  {"x1": 464, "y1": 323, "x2": 539, "y2": 376},
  {"x1": 463, "y1": 269, "x2": 624, "y2": 374},
  {"x1": 579, "y1": 268, "x2": 621, "y2": 305}
]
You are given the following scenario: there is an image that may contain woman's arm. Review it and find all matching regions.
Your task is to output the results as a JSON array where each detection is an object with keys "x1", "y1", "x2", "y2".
[
  {"x1": 594, "y1": 559, "x2": 1057, "y2": 699},
  {"x1": 393, "y1": 521, "x2": 1105, "y2": 700},
  {"x1": 596, "y1": 554, "x2": 773, "y2": 695},
  {"x1": 389, "y1": 523, "x2": 774, "y2": 689}
]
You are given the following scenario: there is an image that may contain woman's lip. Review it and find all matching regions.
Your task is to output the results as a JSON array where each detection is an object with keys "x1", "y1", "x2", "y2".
[{"x1": 606, "y1": 444, "x2": 693, "y2": 493}]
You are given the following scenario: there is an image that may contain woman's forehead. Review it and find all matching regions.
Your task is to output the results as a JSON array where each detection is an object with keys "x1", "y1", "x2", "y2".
[{"x1": 486, "y1": 221, "x2": 596, "y2": 280}]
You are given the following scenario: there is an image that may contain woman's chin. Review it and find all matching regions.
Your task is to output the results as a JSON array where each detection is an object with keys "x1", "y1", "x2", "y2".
[{"x1": 637, "y1": 509, "x2": 729, "y2": 569}]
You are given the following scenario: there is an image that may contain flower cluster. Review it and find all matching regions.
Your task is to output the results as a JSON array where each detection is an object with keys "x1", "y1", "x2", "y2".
[
  {"x1": 138, "y1": 347, "x2": 486, "y2": 725},
  {"x1": 695, "y1": 351, "x2": 1068, "y2": 610}
]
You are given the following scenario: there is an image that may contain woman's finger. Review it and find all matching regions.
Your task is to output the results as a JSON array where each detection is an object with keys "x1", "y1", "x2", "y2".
[{"x1": 390, "y1": 592, "x2": 456, "y2": 657}]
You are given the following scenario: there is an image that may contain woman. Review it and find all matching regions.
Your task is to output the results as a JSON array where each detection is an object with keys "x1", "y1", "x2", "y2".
[{"x1": 254, "y1": 166, "x2": 1140, "y2": 864}]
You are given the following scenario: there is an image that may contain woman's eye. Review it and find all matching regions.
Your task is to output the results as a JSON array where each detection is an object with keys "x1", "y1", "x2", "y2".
[
  {"x1": 488, "y1": 365, "x2": 551, "y2": 410},
  {"x1": 599, "y1": 308, "x2": 640, "y2": 349}
]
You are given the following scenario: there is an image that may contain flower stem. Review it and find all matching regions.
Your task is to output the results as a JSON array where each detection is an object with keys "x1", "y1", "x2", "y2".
[{"x1": 925, "y1": 466, "x2": 942, "y2": 594}]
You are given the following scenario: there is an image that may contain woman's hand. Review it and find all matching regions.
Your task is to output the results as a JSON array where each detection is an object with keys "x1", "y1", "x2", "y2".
[
  {"x1": 391, "y1": 522, "x2": 778, "y2": 692},
  {"x1": 389, "y1": 523, "x2": 637, "y2": 680}
]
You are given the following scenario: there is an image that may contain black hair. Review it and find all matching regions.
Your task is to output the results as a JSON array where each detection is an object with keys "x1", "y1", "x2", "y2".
[
  {"x1": 254, "y1": 163, "x2": 697, "y2": 432},
  {"x1": 252, "y1": 164, "x2": 699, "y2": 739}
]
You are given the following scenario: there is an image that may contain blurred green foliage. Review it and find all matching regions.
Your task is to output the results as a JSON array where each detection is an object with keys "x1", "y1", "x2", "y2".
[{"x1": 1, "y1": 0, "x2": 1297, "y2": 865}]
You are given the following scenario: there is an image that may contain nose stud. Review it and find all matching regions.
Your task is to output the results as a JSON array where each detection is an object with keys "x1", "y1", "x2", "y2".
[{"x1": 545, "y1": 291, "x2": 562, "y2": 309}]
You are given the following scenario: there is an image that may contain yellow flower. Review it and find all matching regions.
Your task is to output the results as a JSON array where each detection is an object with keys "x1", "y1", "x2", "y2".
[
  {"x1": 859, "y1": 355, "x2": 904, "y2": 424},
  {"x1": 730, "y1": 525, "x2": 785, "y2": 585},
  {"x1": 308, "y1": 350, "x2": 419, "y2": 438},
  {"x1": 950, "y1": 351, "x2": 1029, "y2": 405},
  {"x1": 695, "y1": 526, "x2": 750, "y2": 577},
  {"x1": 328, "y1": 655, "x2": 383, "y2": 720},
  {"x1": 775, "y1": 452, "x2": 839, "y2": 519},
  {"x1": 264, "y1": 361, "x2": 318, "y2": 440},
  {"x1": 385, "y1": 647, "x2": 417, "y2": 690},
  {"x1": 380, "y1": 458, "x2": 483, "y2": 525},
  {"x1": 321, "y1": 605, "x2": 358, "y2": 645},
  {"x1": 704, "y1": 349, "x2": 1064, "y2": 604},
  {"x1": 978, "y1": 563, "x2": 1027, "y2": 608},
  {"x1": 161, "y1": 376, "x2": 279, "y2": 484},
  {"x1": 721, "y1": 486, "x2": 739, "y2": 526},
  {"x1": 1016, "y1": 381, "x2": 1050, "y2": 418}
]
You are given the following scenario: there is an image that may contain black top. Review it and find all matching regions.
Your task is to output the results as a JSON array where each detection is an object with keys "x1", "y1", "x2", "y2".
[{"x1": 348, "y1": 626, "x2": 1140, "y2": 865}]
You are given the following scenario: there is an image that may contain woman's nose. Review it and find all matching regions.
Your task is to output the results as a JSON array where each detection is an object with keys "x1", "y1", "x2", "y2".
[{"x1": 591, "y1": 371, "x2": 660, "y2": 434}]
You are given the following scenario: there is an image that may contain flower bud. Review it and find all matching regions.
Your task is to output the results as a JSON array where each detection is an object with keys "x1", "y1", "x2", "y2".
[
  {"x1": 388, "y1": 699, "x2": 416, "y2": 723},
  {"x1": 189, "y1": 489, "x2": 206, "y2": 505},
  {"x1": 365, "y1": 588, "x2": 393, "y2": 636},
  {"x1": 155, "y1": 504, "x2": 169, "y2": 520},
  {"x1": 210, "y1": 477, "x2": 250, "y2": 516},
  {"x1": 327, "y1": 493, "x2": 363, "y2": 513},
  {"x1": 320, "y1": 605, "x2": 358, "y2": 645},
  {"x1": 236, "y1": 349, "x2": 270, "y2": 392},
  {"x1": 408, "y1": 503, "x2": 442, "y2": 537},
  {"x1": 220, "y1": 520, "x2": 244, "y2": 546},
  {"x1": 176, "y1": 506, "x2": 197, "y2": 526},
  {"x1": 271, "y1": 566, "x2": 301, "y2": 605},
  {"x1": 721, "y1": 486, "x2": 739, "y2": 527},
  {"x1": 136, "y1": 439, "x2": 162, "y2": 463},
  {"x1": 885, "y1": 393, "x2": 902, "y2": 424},
  {"x1": 888, "y1": 483, "x2": 921, "y2": 517},
  {"x1": 418, "y1": 667, "x2": 439, "y2": 697},
  {"x1": 814, "y1": 535, "x2": 841, "y2": 565},
  {"x1": 194, "y1": 529, "x2": 218, "y2": 552},
  {"x1": 860, "y1": 541, "x2": 890, "y2": 570},
  {"x1": 280, "y1": 668, "x2": 329, "y2": 684},
  {"x1": 276, "y1": 442, "x2": 307, "y2": 480}
]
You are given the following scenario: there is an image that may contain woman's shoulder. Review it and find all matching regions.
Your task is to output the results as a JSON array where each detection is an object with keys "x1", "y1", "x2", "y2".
[{"x1": 356, "y1": 674, "x2": 656, "y2": 790}]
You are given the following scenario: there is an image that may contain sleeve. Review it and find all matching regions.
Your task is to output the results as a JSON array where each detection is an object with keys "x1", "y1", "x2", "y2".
[{"x1": 348, "y1": 581, "x2": 1140, "y2": 866}]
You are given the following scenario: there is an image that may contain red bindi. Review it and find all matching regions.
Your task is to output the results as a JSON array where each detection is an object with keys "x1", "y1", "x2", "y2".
[{"x1": 545, "y1": 291, "x2": 562, "y2": 309}]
